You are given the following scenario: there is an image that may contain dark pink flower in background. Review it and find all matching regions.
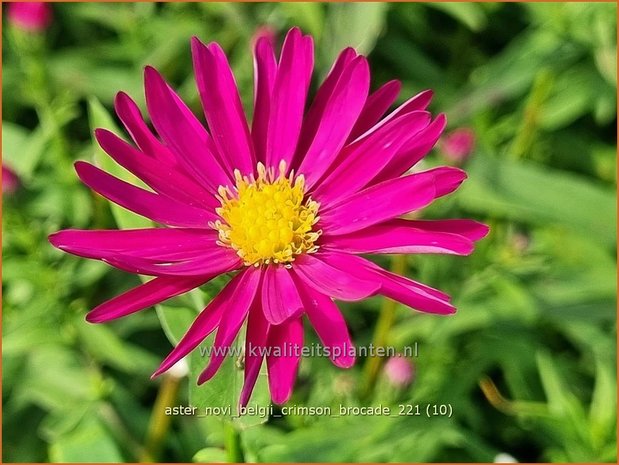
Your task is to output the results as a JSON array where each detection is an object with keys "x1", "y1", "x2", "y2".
[
  {"x1": 384, "y1": 356, "x2": 415, "y2": 388},
  {"x1": 7, "y1": 2, "x2": 52, "y2": 32},
  {"x1": 49, "y1": 28, "x2": 488, "y2": 406},
  {"x1": 441, "y1": 128, "x2": 475, "y2": 164},
  {"x1": 2, "y1": 164, "x2": 20, "y2": 194}
]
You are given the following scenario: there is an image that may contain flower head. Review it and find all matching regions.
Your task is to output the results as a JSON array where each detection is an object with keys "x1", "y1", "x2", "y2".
[
  {"x1": 441, "y1": 128, "x2": 475, "y2": 164},
  {"x1": 8, "y1": 2, "x2": 52, "y2": 32},
  {"x1": 50, "y1": 27, "x2": 488, "y2": 406}
]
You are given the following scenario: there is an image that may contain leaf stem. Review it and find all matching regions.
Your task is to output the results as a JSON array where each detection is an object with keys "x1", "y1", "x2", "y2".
[
  {"x1": 223, "y1": 421, "x2": 245, "y2": 463},
  {"x1": 140, "y1": 374, "x2": 181, "y2": 462},
  {"x1": 360, "y1": 254, "x2": 407, "y2": 400}
]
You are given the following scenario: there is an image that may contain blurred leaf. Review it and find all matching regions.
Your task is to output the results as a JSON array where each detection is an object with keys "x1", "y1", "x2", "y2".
[
  {"x1": 459, "y1": 153, "x2": 616, "y2": 247},
  {"x1": 192, "y1": 446, "x2": 227, "y2": 463},
  {"x1": 48, "y1": 415, "x2": 124, "y2": 462},
  {"x1": 427, "y1": 2, "x2": 487, "y2": 32}
]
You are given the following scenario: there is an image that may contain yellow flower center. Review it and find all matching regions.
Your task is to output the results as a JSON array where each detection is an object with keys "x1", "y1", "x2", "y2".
[{"x1": 213, "y1": 161, "x2": 321, "y2": 266}]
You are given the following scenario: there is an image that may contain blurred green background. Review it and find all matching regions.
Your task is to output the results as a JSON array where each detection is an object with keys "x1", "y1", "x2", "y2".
[{"x1": 2, "y1": 2, "x2": 617, "y2": 463}]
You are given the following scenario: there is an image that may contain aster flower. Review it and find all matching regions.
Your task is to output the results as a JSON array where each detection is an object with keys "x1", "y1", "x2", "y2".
[
  {"x1": 49, "y1": 28, "x2": 488, "y2": 405},
  {"x1": 7, "y1": 2, "x2": 52, "y2": 32}
]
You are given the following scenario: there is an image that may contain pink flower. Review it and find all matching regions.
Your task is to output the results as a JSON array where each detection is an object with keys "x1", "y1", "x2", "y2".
[
  {"x1": 2, "y1": 164, "x2": 20, "y2": 194},
  {"x1": 49, "y1": 28, "x2": 488, "y2": 406},
  {"x1": 7, "y1": 2, "x2": 52, "y2": 32},
  {"x1": 384, "y1": 356, "x2": 415, "y2": 388},
  {"x1": 441, "y1": 128, "x2": 475, "y2": 163}
]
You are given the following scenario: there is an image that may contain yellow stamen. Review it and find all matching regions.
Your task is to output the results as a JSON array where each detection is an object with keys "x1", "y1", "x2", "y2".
[{"x1": 213, "y1": 161, "x2": 321, "y2": 266}]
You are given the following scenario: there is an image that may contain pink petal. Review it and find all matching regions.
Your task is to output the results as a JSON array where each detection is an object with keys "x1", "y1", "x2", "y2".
[
  {"x1": 144, "y1": 66, "x2": 232, "y2": 192},
  {"x1": 405, "y1": 219, "x2": 490, "y2": 241},
  {"x1": 49, "y1": 228, "x2": 219, "y2": 261},
  {"x1": 292, "y1": 253, "x2": 379, "y2": 301},
  {"x1": 319, "y1": 170, "x2": 437, "y2": 236},
  {"x1": 101, "y1": 247, "x2": 241, "y2": 277},
  {"x1": 322, "y1": 219, "x2": 475, "y2": 255},
  {"x1": 427, "y1": 166, "x2": 467, "y2": 197},
  {"x1": 95, "y1": 129, "x2": 217, "y2": 210},
  {"x1": 265, "y1": 28, "x2": 314, "y2": 169},
  {"x1": 266, "y1": 317, "x2": 303, "y2": 404},
  {"x1": 297, "y1": 56, "x2": 370, "y2": 189},
  {"x1": 295, "y1": 279, "x2": 355, "y2": 368},
  {"x1": 191, "y1": 38, "x2": 255, "y2": 176},
  {"x1": 114, "y1": 92, "x2": 176, "y2": 165},
  {"x1": 198, "y1": 268, "x2": 262, "y2": 383},
  {"x1": 352, "y1": 89, "x2": 433, "y2": 143},
  {"x1": 153, "y1": 269, "x2": 256, "y2": 378},
  {"x1": 313, "y1": 111, "x2": 431, "y2": 203},
  {"x1": 251, "y1": 36, "x2": 278, "y2": 164},
  {"x1": 75, "y1": 161, "x2": 216, "y2": 228},
  {"x1": 295, "y1": 47, "x2": 357, "y2": 158},
  {"x1": 240, "y1": 300, "x2": 270, "y2": 407},
  {"x1": 348, "y1": 79, "x2": 401, "y2": 142},
  {"x1": 373, "y1": 113, "x2": 446, "y2": 183},
  {"x1": 261, "y1": 265, "x2": 304, "y2": 325},
  {"x1": 86, "y1": 276, "x2": 207, "y2": 323},
  {"x1": 326, "y1": 252, "x2": 455, "y2": 314}
]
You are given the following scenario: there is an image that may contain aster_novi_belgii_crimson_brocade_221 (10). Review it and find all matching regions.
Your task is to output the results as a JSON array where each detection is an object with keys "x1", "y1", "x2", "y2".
[{"x1": 49, "y1": 27, "x2": 489, "y2": 406}]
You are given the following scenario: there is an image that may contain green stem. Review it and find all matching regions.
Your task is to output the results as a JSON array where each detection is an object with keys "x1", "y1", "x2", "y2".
[
  {"x1": 140, "y1": 374, "x2": 180, "y2": 462},
  {"x1": 360, "y1": 254, "x2": 407, "y2": 400},
  {"x1": 224, "y1": 422, "x2": 245, "y2": 463}
]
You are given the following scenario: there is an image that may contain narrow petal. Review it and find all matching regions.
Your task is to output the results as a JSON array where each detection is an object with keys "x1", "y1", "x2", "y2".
[
  {"x1": 153, "y1": 270, "x2": 254, "y2": 378},
  {"x1": 192, "y1": 38, "x2": 255, "y2": 175},
  {"x1": 295, "y1": 47, "x2": 357, "y2": 157},
  {"x1": 351, "y1": 89, "x2": 433, "y2": 143},
  {"x1": 319, "y1": 170, "x2": 437, "y2": 236},
  {"x1": 144, "y1": 66, "x2": 232, "y2": 191},
  {"x1": 198, "y1": 268, "x2": 262, "y2": 383},
  {"x1": 252, "y1": 36, "x2": 278, "y2": 163},
  {"x1": 75, "y1": 161, "x2": 216, "y2": 228},
  {"x1": 266, "y1": 317, "x2": 303, "y2": 404},
  {"x1": 348, "y1": 79, "x2": 401, "y2": 142},
  {"x1": 265, "y1": 28, "x2": 314, "y2": 168},
  {"x1": 86, "y1": 276, "x2": 206, "y2": 323},
  {"x1": 322, "y1": 219, "x2": 475, "y2": 255},
  {"x1": 295, "y1": 279, "x2": 355, "y2": 368},
  {"x1": 373, "y1": 113, "x2": 447, "y2": 183},
  {"x1": 323, "y1": 252, "x2": 455, "y2": 315},
  {"x1": 292, "y1": 253, "x2": 379, "y2": 301},
  {"x1": 404, "y1": 219, "x2": 490, "y2": 241},
  {"x1": 261, "y1": 265, "x2": 304, "y2": 325},
  {"x1": 427, "y1": 166, "x2": 467, "y2": 198},
  {"x1": 101, "y1": 247, "x2": 241, "y2": 277},
  {"x1": 114, "y1": 92, "x2": 176, "y2": 165},
  {"x1": 297, "y1": 56, "x2": 370, "y2": 188},
  {"x1": 49, "y1": 228, "x2": 219, "y2": 261},
  {"x1": 240, "y1": 300, "x2": 270, "y2": 407},
  {"x1": 313, "y1": 111, "x2": 431, "y2": 203},
  {"x1": 95, "y1": 129, "x2": 217, "y2": 209}
]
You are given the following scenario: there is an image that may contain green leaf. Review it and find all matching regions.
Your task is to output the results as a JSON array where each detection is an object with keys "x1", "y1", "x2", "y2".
[
  {"x1": 188, "y1": 325, "x2": 270, "y2": 429},
  {"x1": 321, "y1": 3, "x2": 389, "y2": 67},
  {"x1": 459, "y1": 152, "x2": 616, "y2": 247},
  {"x1": 427, "y1": 2, "x2": 487, "y2": 32},
  {"x1": 49, "y1": 415, "x2": 124, "y2": 463},
  {"x1": 192, "y1": 447, "x2": 227, "y2": 463}
]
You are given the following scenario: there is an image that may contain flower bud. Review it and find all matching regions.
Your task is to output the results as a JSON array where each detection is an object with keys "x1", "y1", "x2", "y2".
[
  {"x1": 384, "y1": 356, "x2": 414, "y2": 388},
  {"x1": 441, "y1": 128, "x2": 475, "y2": 164},
  {"x1": 2, "y1": 164, "x2": 20, "y2": 194},
  {"x1": 8, "y1": 2, "x2": 52, "y2": 33}
]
